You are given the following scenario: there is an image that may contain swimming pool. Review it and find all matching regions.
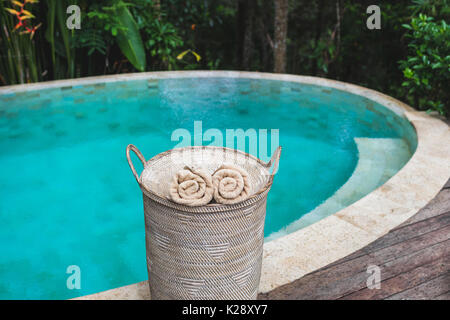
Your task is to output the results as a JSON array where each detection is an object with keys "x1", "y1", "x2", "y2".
[{"x1": 0, "y1": 72, "x2": 417, "y2": 299}]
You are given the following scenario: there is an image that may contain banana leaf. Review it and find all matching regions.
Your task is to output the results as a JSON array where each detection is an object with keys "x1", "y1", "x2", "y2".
[{"x1": 115, "y1": 5, "x2": 146, "y2": 71}]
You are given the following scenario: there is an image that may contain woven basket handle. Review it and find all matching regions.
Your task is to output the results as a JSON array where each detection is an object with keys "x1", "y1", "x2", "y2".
[
  {"x1": 264, "y1": 146, "x2": 282, "y2": 185},
  {"x1": 126, "y1": 144, "x2": 147, "y2": 184}
]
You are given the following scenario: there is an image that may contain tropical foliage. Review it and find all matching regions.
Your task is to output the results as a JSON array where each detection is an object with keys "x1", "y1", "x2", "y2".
[
  {"x1": 400, "y1": 14, "x2": 449, "y2": 115},
  {"x1": 0, "y1": 0, "x2": 448, "y2": 116}
]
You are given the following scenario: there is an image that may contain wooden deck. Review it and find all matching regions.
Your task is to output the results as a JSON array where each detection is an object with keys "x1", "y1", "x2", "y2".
[{"x1": 259, "y1": 178, "x2": 450, "y2": 300}]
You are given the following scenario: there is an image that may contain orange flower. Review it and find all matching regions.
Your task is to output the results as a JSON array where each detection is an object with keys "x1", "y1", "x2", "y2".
[
  {"x1": 14, "y1": 21, "x2": 23, "y2": 30},
  {"x1": 191, "y1": 24, "x2": 196, "y2": 31},
  {"x1": 5, "y1": 0, "x2": 40, "y2": 39},
  {"x1": 27, "y1": 22, "x2": 41, "y2": 39}
]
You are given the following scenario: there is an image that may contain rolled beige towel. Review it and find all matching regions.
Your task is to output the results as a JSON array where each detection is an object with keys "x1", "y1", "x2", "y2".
[
  {"x1": 169, "y1": 166, "x2": 214, "y2": 206},
  {"x1": 212, "y1": 164, "x2": 252, "y2": 204}
]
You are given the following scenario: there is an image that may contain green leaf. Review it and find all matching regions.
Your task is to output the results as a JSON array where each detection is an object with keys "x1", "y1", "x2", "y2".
[
  {"x1": 55, "y1": 0, "x2": 74, "y2": 77},
  {"x1": 431, "y1": 62, "x2": 442, "y2": 69},
  {"x1": 402, "y1": 24, "x2": 412, "y2": 30},
  {"x1": 115, "y1": 5, "x2": 146, "y2": 71},
  {"x1": 403, "y1": 67, "x2": 414, "y2": 78},
  {"x1": 45, "y1": 0, "x2": 56, "y2": 76}
]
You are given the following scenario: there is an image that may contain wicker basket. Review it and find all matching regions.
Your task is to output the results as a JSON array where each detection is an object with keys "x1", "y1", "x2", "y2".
[{"x1": 126, "y1": 144, "x2": 281, "y2": 300}]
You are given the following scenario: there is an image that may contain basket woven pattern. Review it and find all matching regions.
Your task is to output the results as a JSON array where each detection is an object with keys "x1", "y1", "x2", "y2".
[
  {"x1": 127, "y1": 145, "x2": 281, "y2": 300},
  {"x1": 141, "y1": 147, "x2": 271, "y2": 203}
]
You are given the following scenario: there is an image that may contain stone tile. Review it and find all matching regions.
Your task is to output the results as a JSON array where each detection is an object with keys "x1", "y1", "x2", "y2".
[
  {"x1": 259, "y1": 215, "x2": 377, "y2": 293},
  {"x1": 335, "y1": 198, "x2": 395, "y2": 236},
  {"x1": 75, "y1": 281, "x2": 150, "y2": 300}
]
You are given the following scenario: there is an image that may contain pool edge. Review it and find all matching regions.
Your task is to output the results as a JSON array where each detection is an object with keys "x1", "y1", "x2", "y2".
[{"x1": 13, "y1": 71, "x2": 444, "y2": 300}]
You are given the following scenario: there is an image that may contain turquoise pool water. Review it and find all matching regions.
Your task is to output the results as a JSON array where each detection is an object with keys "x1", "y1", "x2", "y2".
[{"x1": 0, "y1": 77, "x2": 416, "y2": 299}]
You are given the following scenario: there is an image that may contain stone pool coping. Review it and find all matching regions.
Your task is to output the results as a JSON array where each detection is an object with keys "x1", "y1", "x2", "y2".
[{"x1": 2, "y1": 71, "x2": 448, "y2": 299}]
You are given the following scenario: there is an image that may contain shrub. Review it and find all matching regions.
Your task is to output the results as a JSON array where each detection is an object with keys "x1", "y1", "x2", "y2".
[{"x1": 399, "y1": 14, "x2": 450, "y2": 116}]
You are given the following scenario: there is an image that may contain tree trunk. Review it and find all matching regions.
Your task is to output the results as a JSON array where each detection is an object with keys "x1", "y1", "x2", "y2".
[
  {"x1": 312, "y1": 0, "x2": 325, "y2": 75},
  {"x1": 255, "y1": 0, "x2": 272, "y2": 71},
  {"x1": 273, "y1": 0, "x2": 288, "y2": 73},
  {"x1": 236, "y1": 0, "x2": 255, "y2": 70}
]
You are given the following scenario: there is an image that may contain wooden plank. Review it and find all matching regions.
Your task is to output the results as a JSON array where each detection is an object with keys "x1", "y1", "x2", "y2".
[
  {"x1": 306, "y1": 239, "x2": 450, "y2": 300},
  {"x1": 323, "y1": 240, "x2": 450, "y2": 300},
  {"x1": 259, "y1": 184, "x2": 450, "y2": 300},
  {"x1": 324, "y1": 211, "x2": 450, "y2": 269},
  {"x1": 259, "y1": 232, "x2": 450, "y2": 300},
  {"x1": 385, "y1": 273, "x2": 450, "y2": 300},
  {"x1": 326, "y1": 192, "x2": 450, "y2": 267},
  {"x1": 400, "y1": 189, "x2": 450, "y2": 226},
  {"x1": 362, "y1": 225, "x2": 450, "y2": 265},
  {"x1": 339, "y1": 254, "x2": 450, "y2": 300},
  {"x1": 444, "y1": 178, "x2": 450, "y2": 189},
  {"x1": 434, "y1": 291, "x2": 450, "y2": 300},
  {"x1": 358, "y1": 212, "x2": 450, "y2": 255}
]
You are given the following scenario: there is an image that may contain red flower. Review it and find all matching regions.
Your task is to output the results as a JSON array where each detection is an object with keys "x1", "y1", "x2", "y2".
[{"x1": 5, "y1": 0, "x2": 40, "y2": 39}]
